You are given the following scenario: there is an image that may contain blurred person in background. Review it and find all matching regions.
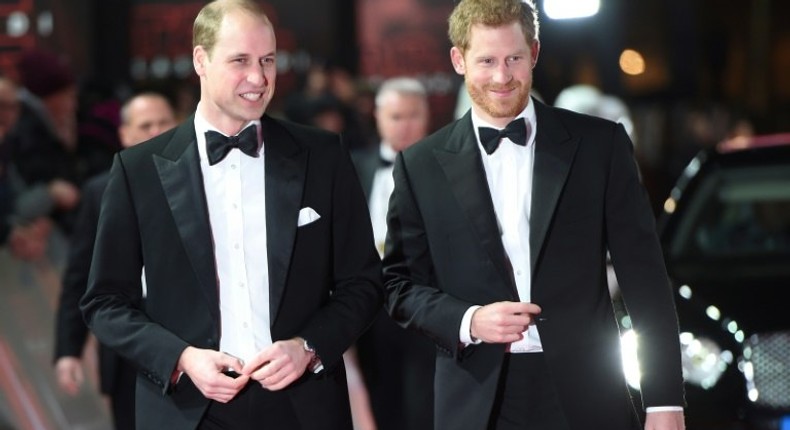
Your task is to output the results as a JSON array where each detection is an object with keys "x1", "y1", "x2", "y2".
[
  {"x1": 348, "y1": 77, "x2": 435, "y2": 430},
  {"x1": 382, "y1": 0, "x2": 686, "y2": 429},
  {"x1": 53, "y1": 92, "x2": 176, "y2": 430},
  {"x1": 1, "y1": 75, "x2": 22, "y2": 247},
  {"x1": 0, "y1": 75, "x2": 55, "y2": 260},
  {"x1": 553, "y1": 84, "x2": 635, "y2": 145},
  {"x1": 5, "y1": 48, "x2": 116, "y2": 236},
  {"x1": 285, "y1": 61, "x2": 372, "y2": 151}
]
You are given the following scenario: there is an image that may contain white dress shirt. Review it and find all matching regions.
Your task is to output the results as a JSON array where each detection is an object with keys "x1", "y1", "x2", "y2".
[
  {"x1": 368, "y1": 144, "x2": 398, "y2": 257},
  {"x1": 459, "y1": 100, "x2": 542, "y2": 353},
  {"x1": 194, "y1": 107, "x2": 272, "y2": 363}
]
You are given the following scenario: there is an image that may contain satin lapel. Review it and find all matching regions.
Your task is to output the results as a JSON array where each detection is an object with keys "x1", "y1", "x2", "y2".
[
  {"x1": 433, "y1": 113, "x2": 512, "y2": 287},
  {"x1": 153, "y1": 118, "x2": 219, "y2": 318},
  {"x1": 262, "y1": 117, "x2": 307, "y2": 325},
  {"x1": 530, "y1": 101, "x2": 579, "y2": 271}
]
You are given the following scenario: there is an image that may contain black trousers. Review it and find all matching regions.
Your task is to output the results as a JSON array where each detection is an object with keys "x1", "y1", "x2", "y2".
[
  {"x1": 109, "y1": 361, "x2": 137, "y2": 430},
  {"x1": 488, "y1": 353, "x2": 571, "y2": 430},
  {"x1": 199, "y1": 383, "x2": 301, "y2": 430}
]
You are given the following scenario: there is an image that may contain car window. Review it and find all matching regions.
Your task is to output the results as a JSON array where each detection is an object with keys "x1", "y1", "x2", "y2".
[{"x1": 669, "y1": 164, "x2": 790, "y2": 259}]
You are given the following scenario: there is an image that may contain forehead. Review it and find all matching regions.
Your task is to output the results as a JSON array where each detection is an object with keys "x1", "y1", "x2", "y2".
[
  {"x1": 383, "y1": 93, "x2": 426, "y2": 110},
  {"x1": 214, "y1": 10, "x2": 275, "y2": 53},
  {"x1": 129, "y1": 99, "x2": 171, "y2": 121},
  {"x1": 466, "y1": 21, "x2": 528, "y2": 55}
]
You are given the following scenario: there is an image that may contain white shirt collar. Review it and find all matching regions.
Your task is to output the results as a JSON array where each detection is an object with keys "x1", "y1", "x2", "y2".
[{"x1": 379, "y1": 142, "x2": 398, "y2": 164}]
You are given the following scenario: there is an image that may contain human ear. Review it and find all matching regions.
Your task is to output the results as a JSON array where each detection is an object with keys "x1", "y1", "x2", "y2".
[{"x1": 450, "y1": 47, "x2": 465, "y2": 75}]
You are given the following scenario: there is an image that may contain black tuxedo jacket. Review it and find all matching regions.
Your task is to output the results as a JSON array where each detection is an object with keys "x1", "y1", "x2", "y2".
[
  {"x1": 350, "y1": 146, "x2": 380, "y2": 200},
  {"x1": 383, "y1": 99, "x2": 684, "y2": 430},
  {"x1": 81, "y1": 115, "x2": 383, "y2": 429}
]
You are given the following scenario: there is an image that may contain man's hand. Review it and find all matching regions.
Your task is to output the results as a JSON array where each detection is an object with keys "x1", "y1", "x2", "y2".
[
  {"x1": 470, "y1": 301, "x2": 542, "y2": 344},
  {"x1": 54, "y1": 356, "x2": 84, "y2": 396},
  {"x1": 176, "y1": 346, "x2": 249, "y2": 403},
  {"x1": 48, "y1": 179, "x2": 80, "y2": 210},
  {"x1": 644, "y1": 410, "x2": 685, "y2": 430},
  {"x1": 241, "y1": 338, "x2": 312, "y2": 391}
]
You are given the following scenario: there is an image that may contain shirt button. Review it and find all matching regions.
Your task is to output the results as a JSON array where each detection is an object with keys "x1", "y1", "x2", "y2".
[
  {"x1": 231, "y1": 164, "x2": 237, "y2": 170},
  {"x1": 234, "y1": 244, "x2": 240, "y2": 250},
  {"x1": 239, "y1": 282, "x2": 245, "y2": 288},
  {"x1": 243, "y1": 322, "x2": 248, "y2": 329},
  {"x1": 233, "y1": 203, "x2": 238, "y2": 209},
  {"x1": 516, "y1": 270, "x2": 522, "y2": 276}
]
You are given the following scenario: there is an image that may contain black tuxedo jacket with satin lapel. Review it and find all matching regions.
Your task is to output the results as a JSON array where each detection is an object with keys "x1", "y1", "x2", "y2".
[
  {"x1": 383, "y1": 99, "x2": 685, "y2": 430},
  {"x1": 350, "y1": 146, "x2": 379, "y2": 200},
  {"x1": 81, "y1": 114, "x2": 384, "y2": 430}
]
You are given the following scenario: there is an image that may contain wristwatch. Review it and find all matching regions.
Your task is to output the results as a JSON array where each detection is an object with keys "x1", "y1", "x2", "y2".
[{"x1": 302, "y1": 338, "x2": 323, "y2": 373}]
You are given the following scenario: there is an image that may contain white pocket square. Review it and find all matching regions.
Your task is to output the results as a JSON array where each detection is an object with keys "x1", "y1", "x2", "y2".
[{"x1": 297, "y1": 207, "x2": 321, "y2": 227}]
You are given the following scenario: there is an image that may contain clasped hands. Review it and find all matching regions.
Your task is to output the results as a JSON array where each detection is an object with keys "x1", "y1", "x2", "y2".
[
  {"x1": 470, "y1": 301, "x2": 542, "y2": 344},
  {"x1": 176, "y1": 337, "x2": 314, "y2": 403}
]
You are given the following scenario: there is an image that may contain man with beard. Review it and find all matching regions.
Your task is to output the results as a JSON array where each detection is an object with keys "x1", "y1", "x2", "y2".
[{"x1": 381, "y1": 0, "x2": 686, "y2": 429}]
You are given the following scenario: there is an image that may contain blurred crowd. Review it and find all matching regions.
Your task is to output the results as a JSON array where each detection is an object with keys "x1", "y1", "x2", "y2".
[{"x1": 1, "y1": 47, "x2": 761, "y2": 263}]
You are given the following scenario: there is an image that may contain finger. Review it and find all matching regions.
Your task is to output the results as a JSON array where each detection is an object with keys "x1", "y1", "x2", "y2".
[
  {"x1": 264, "y1": 372, "x2": 297, "y2": 391},
  {"x1": 493, "y1": 332, "x2": 524, "y2": 343},
  {"x1": 497, "y1": 312, "x2": 532, "y2": 326},
  {"x1": 507, "y1": 302, "x2": 542, "y2": 315},
  {"x1": 217, "y1": 352, "x2": 245, "y2": 373},
  {"x1": 251, "y1": 360, "x2": 278, "y2": 381},
  {"x1": 73, "y1": 367, "x2": 85, "y2": 386},
  {"x1": 241, "y1": 349, "x2": 275, "y2": 375}
]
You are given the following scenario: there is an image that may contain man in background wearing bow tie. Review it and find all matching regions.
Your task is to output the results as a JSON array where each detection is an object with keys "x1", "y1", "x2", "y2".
[
  {"x1": 382, "y1": 1, "x2": 686, "y2": 429},
  {"x1": 347, "y1": 77, "x2": 435, "y2": 430},
  {"x1": 54, "y1": 91, "x2": 176, "y2": 430},
  {"x1": 80, "y1": 1, "x2": 383, "y2": 429}
]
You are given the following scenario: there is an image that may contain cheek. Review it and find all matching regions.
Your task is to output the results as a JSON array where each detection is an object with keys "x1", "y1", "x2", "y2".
[
  {"x1": 467, "y1": 69, "x2": 489, "y2": 85},
  {"x1": 265, "y1": 69, "x2": 277, "y2": 86}
]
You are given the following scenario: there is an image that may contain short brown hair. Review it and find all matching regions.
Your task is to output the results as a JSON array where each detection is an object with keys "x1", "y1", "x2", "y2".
[
  {"x1": 448, "y1": 0, "x2": 539, "y2": 52},
  {"x1": 193, "y1": 0, "x2": 271, "y2": 57}
]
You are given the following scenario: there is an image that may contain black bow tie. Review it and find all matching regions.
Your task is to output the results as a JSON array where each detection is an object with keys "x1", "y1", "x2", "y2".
[
  {"x1": 478, "y1": 118, "x2": 527, "y2": 155},
  {"x1": 379, "y1": 156, "x2": 394, "y2": 168},
  {"x1": 205, "y1": 126, "x2": 259, "y2": 166}
]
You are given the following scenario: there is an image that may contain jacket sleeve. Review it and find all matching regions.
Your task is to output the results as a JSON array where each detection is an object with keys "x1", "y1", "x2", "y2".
[
  {"x1": 80, "y1": 155, "x2": 188, "y2": 394},
  {"x1": 604, "y1": 123, "x2": 685, "y2": 408},
  {"x1": 383, "y1": 153, "x2": 472, "y2": 357}
]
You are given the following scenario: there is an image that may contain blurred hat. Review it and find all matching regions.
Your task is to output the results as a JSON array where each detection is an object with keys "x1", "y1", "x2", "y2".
[{"x1": 16, "y1": 49, "x2": 75, "y2": 99}]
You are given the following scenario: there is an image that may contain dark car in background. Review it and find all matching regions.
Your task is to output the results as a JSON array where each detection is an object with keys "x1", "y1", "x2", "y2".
[{"x1": 653, "y1": 134, "x2": 790, "y2": 429}]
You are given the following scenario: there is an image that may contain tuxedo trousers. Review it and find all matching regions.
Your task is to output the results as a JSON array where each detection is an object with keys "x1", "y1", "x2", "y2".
[
  {"x1": 487, "y1": 353, "x2": 571, "y2": 430},
  {"x1": 199, "y1": 383, "x2": 300, "y2": 430}
]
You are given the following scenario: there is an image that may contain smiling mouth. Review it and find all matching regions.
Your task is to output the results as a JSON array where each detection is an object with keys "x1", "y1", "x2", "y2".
[
  {"x1": 488, "y1": 86, "x2": 516, "y2": 96},
  {"x1": 240, "y1": 92, "x2": 263, "y2": 101}
]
